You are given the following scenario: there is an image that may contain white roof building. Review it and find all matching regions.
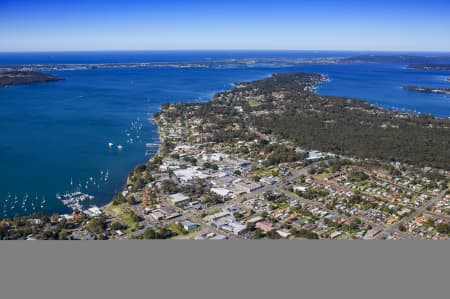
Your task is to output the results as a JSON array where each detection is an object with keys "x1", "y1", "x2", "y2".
[
  {"x1": 201, "y1": 153, "x2": 229, "y2": 162},
  {"x1": 294, "y1": 186, "x2": 308, "y2": 192},
  {"x1": 174, "y1": 167, "x2": 208, "y2": 182},
  {"x1": 221, "y1": 222, "x2": 247, "y2": 236},
  {"x1": 307, "y1": 150, "x2": 325, "y2": 160},
  {"x1": 169, "y1": 193, "x2": 190, "y2": 205},
  {"x1": 211, "y1": 187, "x2": 233, "y2": 197},
  {"x1": 181, "y1": 220, "x2": 199, "y2": 231},
  {"x1": 83, "y1": 206, "x2": 103, "y2": 217}
]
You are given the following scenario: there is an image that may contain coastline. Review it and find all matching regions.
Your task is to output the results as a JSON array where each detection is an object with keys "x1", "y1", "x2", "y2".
[
  {"x1": 2, "y1": 71, "x2": 449, "y2": 240},
  {"x1": 7, "y1": 71, "x2": 448, "y2": 213},
  {"x1": 101, "y1": 115, "x2": 165, "y2": 212}
]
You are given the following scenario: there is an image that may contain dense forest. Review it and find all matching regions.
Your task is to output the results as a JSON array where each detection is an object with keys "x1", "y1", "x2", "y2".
[{"x1": 244, "y1": 74, "x2": 450, "y2": 169}]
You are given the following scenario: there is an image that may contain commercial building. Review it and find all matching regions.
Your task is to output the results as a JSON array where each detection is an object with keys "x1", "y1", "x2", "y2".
[{"x1": 169, "y1": 193, "x2": 190, "y2": 206}]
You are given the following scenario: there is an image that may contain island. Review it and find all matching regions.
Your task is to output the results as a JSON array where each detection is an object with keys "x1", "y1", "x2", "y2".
[
  {"x1": 403, "y1": 85, "x2": 450, "y2": 95},
  {"x1": 0, "y1": 71, "x2": 63, "y2": 87},
  {"x1": 2, "y1": 72, "x2": 450, "y2": 240}
]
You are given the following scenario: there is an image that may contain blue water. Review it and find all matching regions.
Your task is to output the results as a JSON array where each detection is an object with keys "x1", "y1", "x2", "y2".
[{"x1": 0, "y1": 51, "x2": 449, "y2": 218}]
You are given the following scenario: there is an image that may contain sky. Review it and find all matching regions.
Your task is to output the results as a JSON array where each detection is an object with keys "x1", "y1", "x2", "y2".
[{"x1": 1, "y1": 0, "x2": 450, "y2": 52}]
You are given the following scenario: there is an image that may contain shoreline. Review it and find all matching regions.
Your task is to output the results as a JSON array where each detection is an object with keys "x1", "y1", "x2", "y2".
[
  {"x1": 2, "y1": 71, "x2": 449, "y2": 240},
  {"x1": 403, "y1": 85, "x2": 450, "y2": 95},
  {"x1": 1, "y1": 54, "x2": 450, "y2": 73},
  {"x1": 4, "y1": 70, "x2": 449, "y2": 218},
  {"x1": 101, "y1": 116, "x2": 165, "y2": 213}
]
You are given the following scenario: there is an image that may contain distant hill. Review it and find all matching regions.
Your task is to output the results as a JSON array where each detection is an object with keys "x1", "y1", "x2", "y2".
[{"x1": 0, "y1": 71, "x2": 63, "y2": 87}]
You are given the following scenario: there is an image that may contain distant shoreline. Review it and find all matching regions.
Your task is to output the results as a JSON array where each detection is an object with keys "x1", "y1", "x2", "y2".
[
  {"x1": 0, "y1": 57, "x2": 343, "y2": 72},
  {"x1": 403, "y1": 85, "x2": 450, "y2": 95},
  {"x1": 2, "y1": 54, "x2": 450, "y2": 73},
  {"x1": 407, "y1": 64, "x2": 450, "y2": 71}
]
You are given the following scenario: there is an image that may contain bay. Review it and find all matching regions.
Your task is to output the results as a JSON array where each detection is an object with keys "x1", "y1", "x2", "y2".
[{"x1": 0, "y1": 51, "x2": 449, "y2": 218}]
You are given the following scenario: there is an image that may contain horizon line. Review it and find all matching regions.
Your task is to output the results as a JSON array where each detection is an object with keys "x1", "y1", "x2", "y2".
[{"x1": 1, "y1": 49, "x2": 450, "y2": 54}]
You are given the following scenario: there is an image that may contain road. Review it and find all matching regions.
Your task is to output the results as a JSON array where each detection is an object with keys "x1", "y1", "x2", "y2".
[
  {"x1": 379, "y1": 190, "x2": 448, "y2": 238},
  {"x1": 275, "y1": 162, "x2": 431, "y2": 240}
]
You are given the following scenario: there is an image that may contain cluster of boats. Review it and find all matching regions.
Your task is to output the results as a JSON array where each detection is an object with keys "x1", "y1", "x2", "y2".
[
  {"x1": 107, "y1": 116, "x2": 151, "y2": 152},
  {"x1": 1, "y1": 193, "x2": 47, "y2": 218}
]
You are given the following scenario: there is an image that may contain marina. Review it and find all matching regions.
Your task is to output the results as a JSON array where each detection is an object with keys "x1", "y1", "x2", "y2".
[{"x1": 57, "y1": 191, "x2": 95, "y2": 211}]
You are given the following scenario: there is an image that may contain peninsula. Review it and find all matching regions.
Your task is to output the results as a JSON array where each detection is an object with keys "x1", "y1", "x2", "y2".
[{"x1": 0, "y1": 71, "x2": 63, "y2": 87}]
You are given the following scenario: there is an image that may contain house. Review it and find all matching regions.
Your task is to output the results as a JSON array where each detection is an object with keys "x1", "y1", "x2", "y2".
[
  {"x1": 204, "y1": 211, "x2": 232, "y2": 222},
  {"x1": 71, "y1": 230, "x2": 96, "y2": 240},
  {"x1": 159, "y1": 206, "x2": 181, "y2": 219},
  {"x1": 234, "y1": 180, "x2": 262, "y2": 193},
  {"x1": 181, "y1": 220, "x2": 199, "y2": 231},
  {"x1": 246, "y1": 216, "x2": 263, "y2": 224},
  {"x1": 363, "y1": 228, "x2": 382, "y2": 240},
  {"x1": 223, "y1": 205, "x2": 240, "y2": 215},
  {"x1": 307, "y1": 150, "x2": 324, "y2": 160},
  {"x1": 173, "y1": 167, "x2": 208, "y2": 182},
  {"x1": 330, "y1": 231, "x2": 342, "y2": 239},
  {"x1": 83, "y1": 206, "x2": 103, "y2": 217},
  {"x1": 195, "y1": 232, "x2": 228, "y2": 240},
  {"x1": 294, "y1": 186, "x2": 308, "y2": 193},
  {"x1": 149, "y1": 211, "x2": 164, "y2": 221},
  {"x1": 212, "y1": 175, "x2": 238, "y2": 188},
  {"x1": 295, "y1": 147, "x2": 307, "y2": 154},
  {"x1": 191, "y1": 203, "x2": 203, "y2": 210},
  {"x1": 256, "y1": 221, "x2": 275, "y2": 233},
  {"x1": 27, "y1": 219, "x2": 42, "y2": 225},
  {"x1": 221, "y1": 222, "x2": 247, "y2": 236},
  {"x1": 277, "y1": 229, "x2": 292, "y2": 239},
  {"x1": 201, "y1": 153, "x2": 228, "y2": 162},
  {"x1": 211, "y1": 187, "x2": 232, "y2": 198},
  {"x1": 260, "y1": 176, "x2": 278, "y2": 185},
  {"x1": 169, "y1": 193, "x2": 190, "y2": 206},
  {"x1": 209, "y1": 234, "x2": 228, "y2": 240}
]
